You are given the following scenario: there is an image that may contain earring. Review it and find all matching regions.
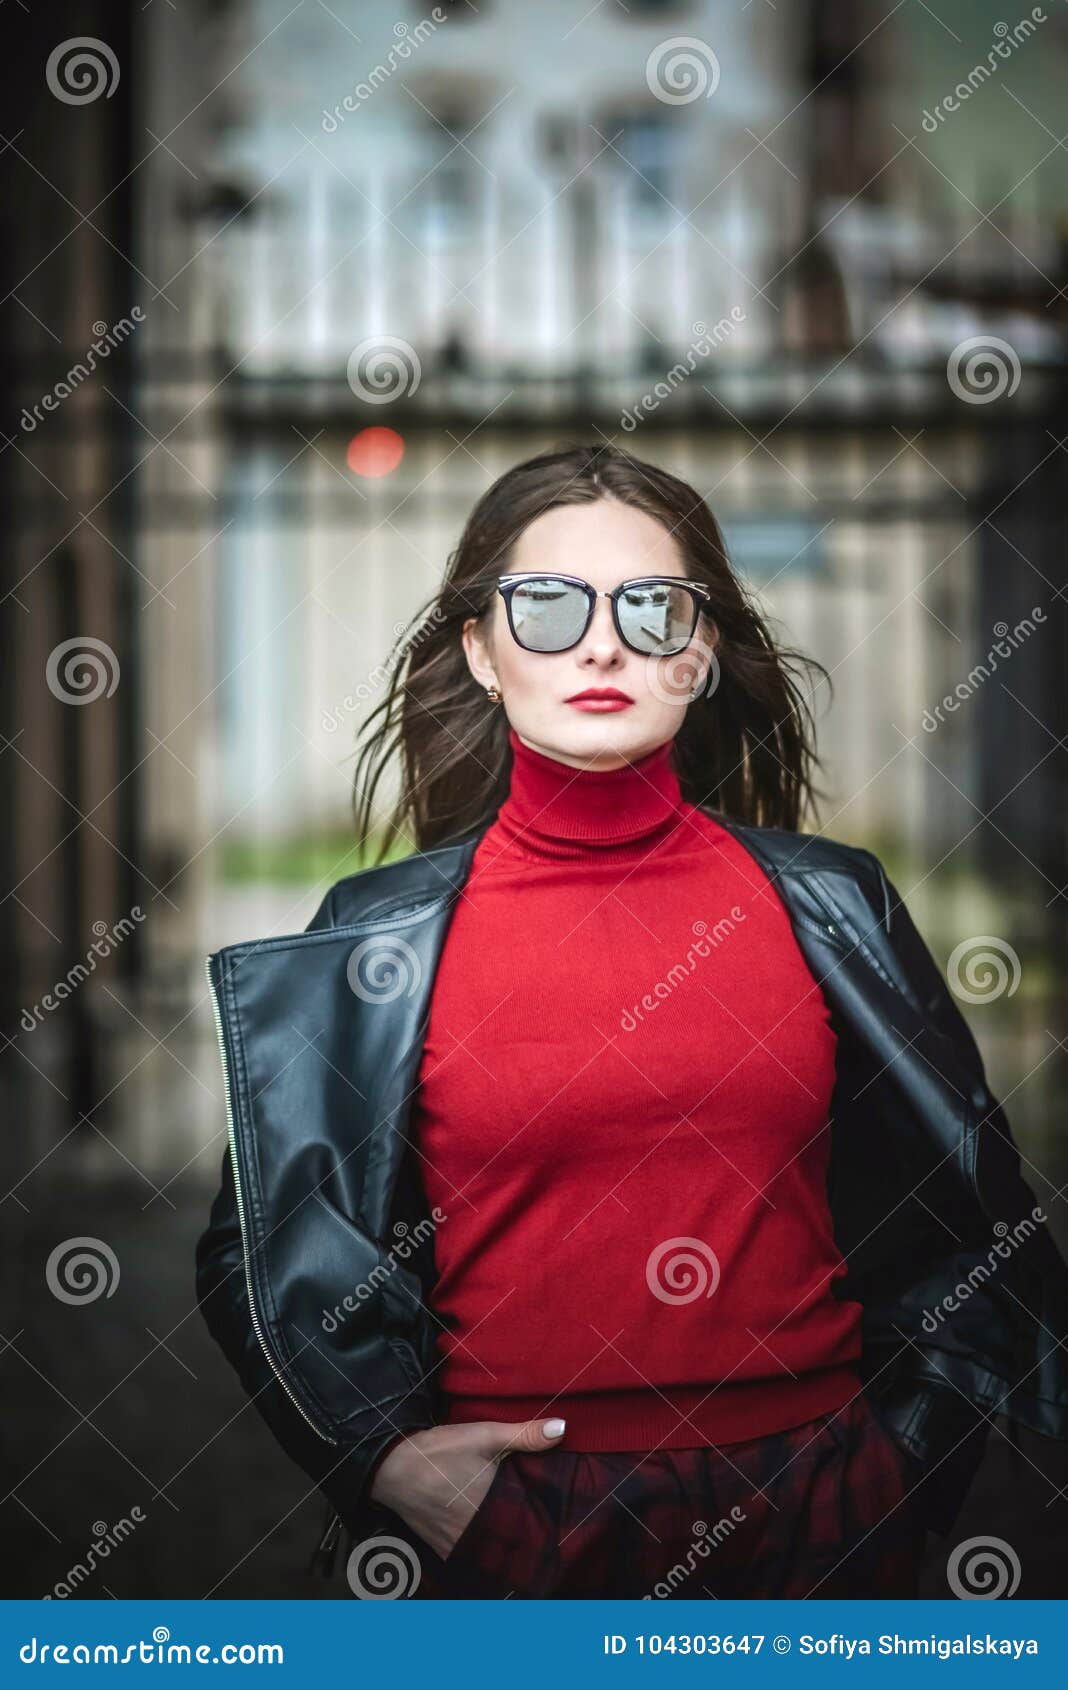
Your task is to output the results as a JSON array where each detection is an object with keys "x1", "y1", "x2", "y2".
[{"x1": 485, "y1": 684, "x2": 502, "y2": 703}]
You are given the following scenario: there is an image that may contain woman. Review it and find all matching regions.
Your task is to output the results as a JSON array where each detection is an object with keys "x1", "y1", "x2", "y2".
[{"x1": 197, "y1": 442, "x2": 1068, "y2": 1601}]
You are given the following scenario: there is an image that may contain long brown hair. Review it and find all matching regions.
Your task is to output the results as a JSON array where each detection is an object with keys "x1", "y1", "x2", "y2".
[{"x1": 351, "y1": 441, "x2": 828, "y2": 861}]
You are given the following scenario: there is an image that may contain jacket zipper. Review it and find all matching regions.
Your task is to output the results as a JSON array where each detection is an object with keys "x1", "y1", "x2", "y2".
[
  {"x1": 204, "y1": 955, "x2": 337, "y2": 1446},
  {"x1": 309, "y1": 1507, "x2": 344, "y2": 1578}
]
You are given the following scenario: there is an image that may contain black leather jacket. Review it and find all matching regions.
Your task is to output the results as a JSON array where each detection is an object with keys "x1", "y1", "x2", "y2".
[{"x1": 195, "y1": 817, "x2": 1068, "y2": 1557}]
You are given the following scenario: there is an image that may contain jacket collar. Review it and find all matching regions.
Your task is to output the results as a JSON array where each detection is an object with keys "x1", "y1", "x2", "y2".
[{"x1": 338, "y1": 813, "x2": 976, "y2": 1161}]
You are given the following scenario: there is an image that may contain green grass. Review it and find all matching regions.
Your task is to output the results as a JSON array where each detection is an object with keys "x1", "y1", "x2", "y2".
[
  {"x1": 218, "y1": 822, "x2": 1059, "y2": 1005},
  {"x1": 219, "y1": 829, "x2": 412, "y2": 885}
]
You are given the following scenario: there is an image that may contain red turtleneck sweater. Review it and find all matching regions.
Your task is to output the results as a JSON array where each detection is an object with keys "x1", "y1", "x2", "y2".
[{"x1": 403, "y1": 728, "x2": 862, "y2": 1453}]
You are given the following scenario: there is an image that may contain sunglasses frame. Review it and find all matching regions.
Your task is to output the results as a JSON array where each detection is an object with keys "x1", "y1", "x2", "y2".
[{"x1": 494, "y1": 572, "x2": 713, "y2": 657}]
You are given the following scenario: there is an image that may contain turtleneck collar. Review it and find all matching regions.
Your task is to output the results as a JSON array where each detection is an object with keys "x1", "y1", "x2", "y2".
[{"x1": 490, "y1": 725, "x2": 685, "y2": 861}]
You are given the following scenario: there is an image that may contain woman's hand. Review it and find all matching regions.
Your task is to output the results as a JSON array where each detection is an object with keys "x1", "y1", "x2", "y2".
[{"x1": 368, "y1": 1416, "x2": 566, "y2": 1560}]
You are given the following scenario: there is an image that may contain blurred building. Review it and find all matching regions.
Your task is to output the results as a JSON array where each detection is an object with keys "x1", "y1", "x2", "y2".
[
  {"x1": 4, "y1": 0, "x2": 1067, "y2": 1151},
  {"x1": 6, "y1": 0, "x2": 1068, "y2": 1163}
]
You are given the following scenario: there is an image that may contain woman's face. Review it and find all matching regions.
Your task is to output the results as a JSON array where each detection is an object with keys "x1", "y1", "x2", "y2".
[{"x1": 462, "y1": 498, "x2": 717, "y2": 771}]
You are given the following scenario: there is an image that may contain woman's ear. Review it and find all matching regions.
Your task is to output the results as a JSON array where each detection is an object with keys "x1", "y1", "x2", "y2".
[{"x1": 462, "y1": 614, "x2": 498, "y2": 693}]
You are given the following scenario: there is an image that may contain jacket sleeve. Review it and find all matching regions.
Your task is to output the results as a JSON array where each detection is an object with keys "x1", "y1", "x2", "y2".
[
  {"x1": 874, "y1": 854, "x2": 1060, "y2": 1271},
  {"x1": 860, "y1": 855, "x2": 1060, "y2": 1533},
  {"x1": 872, "y1": 858, "x2": 986, "y2": 1070},
  {"x1": 194, "y1": 883, "x2": 435, "y2": 1541}
]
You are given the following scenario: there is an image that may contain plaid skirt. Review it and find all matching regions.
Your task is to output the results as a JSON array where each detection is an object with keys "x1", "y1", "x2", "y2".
[{"x1": 364, "y1": 1388, "x2": 929, "y2": 1600}]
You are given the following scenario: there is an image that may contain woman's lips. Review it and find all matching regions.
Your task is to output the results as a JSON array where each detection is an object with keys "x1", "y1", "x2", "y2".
[{"x1": 566, "y1": 695, "x2": 634, "y2": 712}]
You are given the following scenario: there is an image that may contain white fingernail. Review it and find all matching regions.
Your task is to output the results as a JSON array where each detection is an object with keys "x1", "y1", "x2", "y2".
[{"x1": 543, "y1": 1418, "x2": 566, "y2": 1438}]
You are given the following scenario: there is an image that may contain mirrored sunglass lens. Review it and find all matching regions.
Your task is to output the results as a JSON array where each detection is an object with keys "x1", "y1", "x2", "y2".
[
  {"x1": 616, "y1": 584, "x2": 696, "y2": 654},
  {"x1": 509, "y1": 579, "x2": 589, "y2": 651}
]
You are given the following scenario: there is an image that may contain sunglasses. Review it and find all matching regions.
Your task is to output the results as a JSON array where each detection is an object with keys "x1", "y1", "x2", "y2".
[{"x1": 494, "y1": 573, "x2": 712, "y2": 657}]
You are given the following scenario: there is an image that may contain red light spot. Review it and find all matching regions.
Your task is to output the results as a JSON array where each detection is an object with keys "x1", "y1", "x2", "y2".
[{"x1": 346, "y1": 427, "x2": 405, "y2": 478}]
